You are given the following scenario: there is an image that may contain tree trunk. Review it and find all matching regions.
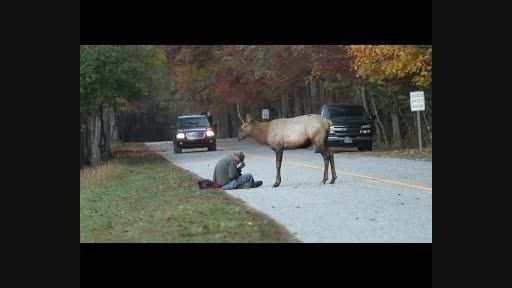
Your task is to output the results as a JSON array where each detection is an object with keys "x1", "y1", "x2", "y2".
[
  {"x1": 82, "y1": 105, "x2": 114, "y2": 166},
  {"x1": 398, "y1": 107, "x2": 413, "y2": 143},
  {"x1": 319, "y1": 79, "x2": 325, "y2": 106},
  {"x1": 87, "y1": 114, "x2": 102, "y2": 165},
  {"x1": 365, "y1": 91, "x2": 379, "y2": 145},
  {"x1": 80, "y1": 123, "x2": 87, "y2": 168},
  {"x1": 391, "y1": 110, "x2": 401, "y2": 148},
  {"x1": 280, "y1": 95, "x2": 284, "y2": 118},
  {"x1": 310, "y1": 78, "x2": 319, "y2": 114},
  {"x1": 369, "y1": 94, "x2": 388, "y2": 146},
  {"x1": 100, "y1": 105, "x2": 115, "y2": 162},
  {"x1": 215, "y1": 120, "x2": 221, "y2": 138},
  {"x1": 222, "y1": 111, "x2": 230, "y2": 138},
  {"x1": 304, "y1": 84, "x2": 311, "y2": 114},
  {"x1": 423, "y1": 111, "x2": 432, "y2": 145},
  {"x1": 335, "y1": 90, "x2": 341, "y2": 103},
  {"x1": 360, "y1": 84, "x2": 369, "y2": 115},
  {"x1": 294, "y1": 85, "x2": 303, "y2": 116},
  {"x1": 288, "y1": 87, "x2": 294, "y2": 117},
  {"x1": 352, "y1": 87, "x2": 359, "y2": 105},
  {"x1": 302, "y1": 85, "x2": 309, "y2": 115},
  {"x1": 302, "y1": 85, "x2": 307, "y2": 114},
  {"x1": 223, "y1": 111, "x2": 229, "y2": 138},
  {"x1": 227, "y1": 109, "x2": 234, "y2": 137},
  {"x1": 281, "y1": 90, "x2": 290, "y2": 118}
]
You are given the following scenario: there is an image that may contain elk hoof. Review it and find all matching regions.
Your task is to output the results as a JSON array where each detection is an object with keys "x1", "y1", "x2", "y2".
[
  {"x1": 329, "y1": 178, "x2": 337, "y2": 184},
  {"x1": 272, "y1": 182, "x2": 280, "y2": 188},
  {"x1": 321, "y1": 179, "x2": 327, "y2": 184}
]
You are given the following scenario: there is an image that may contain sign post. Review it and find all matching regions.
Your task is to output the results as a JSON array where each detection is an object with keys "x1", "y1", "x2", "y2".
[
  {"x1": 262, "y1": 109, "x2": 269, "y2": 120},
  {"x1": 410, "y1": 91, "x2": 425, "y2": 153}
]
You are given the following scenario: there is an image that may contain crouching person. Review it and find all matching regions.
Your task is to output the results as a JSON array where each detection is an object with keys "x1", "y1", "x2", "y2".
[{"x1": 213, "y1": 152, "x2": 263, "y2": 189}]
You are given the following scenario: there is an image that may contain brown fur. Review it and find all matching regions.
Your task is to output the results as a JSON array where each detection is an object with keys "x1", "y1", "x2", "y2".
[{"x1": 238, "y1": 114, "x2": 337, "y2": 187}]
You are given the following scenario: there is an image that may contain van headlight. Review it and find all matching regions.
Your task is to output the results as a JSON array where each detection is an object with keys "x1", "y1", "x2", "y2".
[
  {"x1": 176, "y1": 133, "x2": 185, "y2": 139},
  {"x1": 361, "y1": 124, "x2": 371, "y2": 129},
  {"x1": 206, "y1": 129, "x2": 215, "y2": 137}
]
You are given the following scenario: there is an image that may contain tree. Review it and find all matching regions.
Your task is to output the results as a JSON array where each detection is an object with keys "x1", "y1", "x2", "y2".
[
  {"x1": 347, "y1": 45, "x2": 432, "y2": 147},
  {"x1": 80, "y1": 45, "x2": 169, "y2": 118},
  {"x1": 348, "y1": 45, "x2": 431, "y2": 87},
  {"x1": 80, "y1": 45, "x2": 170, "y2": 167}
]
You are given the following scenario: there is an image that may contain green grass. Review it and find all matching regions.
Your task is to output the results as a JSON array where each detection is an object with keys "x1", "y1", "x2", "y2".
[{"x1": 80, "y1": 144, "x2": 299, "y2": 243}]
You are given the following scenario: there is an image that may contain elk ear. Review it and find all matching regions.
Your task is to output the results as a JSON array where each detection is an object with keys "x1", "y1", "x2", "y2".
[{"x1": 245, "y1": 114, "x2": 252, "y2": 123}]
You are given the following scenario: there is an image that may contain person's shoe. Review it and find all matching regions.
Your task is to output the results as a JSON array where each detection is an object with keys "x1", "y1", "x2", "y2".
[
  {"x1": 251, "y1": 181, "x2": 263, "y2": 188},
  {"x1": 239, "y1": 182, "x2": 253, "y2": 189}
]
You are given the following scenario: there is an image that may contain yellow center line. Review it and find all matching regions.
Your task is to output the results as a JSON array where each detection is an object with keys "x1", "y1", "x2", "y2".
[{"x1": 242, "y1": 152, "x2": 432, "y2": 193}]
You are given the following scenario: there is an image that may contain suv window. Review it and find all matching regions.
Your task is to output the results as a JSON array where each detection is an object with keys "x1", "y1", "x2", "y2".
[
  {"x1": 177, "y1": 117, "x2": 210, "y2": 128},
  {"x1": 323, "y1": 107, "x2": 366, "y2": 118}
]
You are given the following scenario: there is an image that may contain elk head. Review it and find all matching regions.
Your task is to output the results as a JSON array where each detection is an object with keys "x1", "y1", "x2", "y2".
[
  {"x1": 238, "y1": 114, "x2": 254, "y2": 141},
  {"x1": 236, "y1": 101, "x2": 253, "y2": 141}
]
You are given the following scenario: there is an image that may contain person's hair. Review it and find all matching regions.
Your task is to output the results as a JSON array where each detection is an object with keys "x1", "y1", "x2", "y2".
[{"x1": 233, "y1": 152, "x2": 245, "y2": 161}]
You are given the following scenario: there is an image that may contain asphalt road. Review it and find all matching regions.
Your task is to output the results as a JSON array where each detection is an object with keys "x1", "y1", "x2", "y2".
[{"x1": 146, "y1": 138, "x2": 432, "y2": 243}]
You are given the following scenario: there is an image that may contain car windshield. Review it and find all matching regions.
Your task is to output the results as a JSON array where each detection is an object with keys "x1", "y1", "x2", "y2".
[
  {"x1": 324, "y1": 107, "x2": 366, "y2": 118},
  {"x1": 177, "y1": 117, "x2": 210, "y2": 128}
]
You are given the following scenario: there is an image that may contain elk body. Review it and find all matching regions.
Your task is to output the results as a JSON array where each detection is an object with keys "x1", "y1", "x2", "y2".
[{"x1": 238, "y1": 113, "x2": 337, "y2": 187}]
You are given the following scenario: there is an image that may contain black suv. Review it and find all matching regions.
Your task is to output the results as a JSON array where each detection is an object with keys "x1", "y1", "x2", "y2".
[
  {"x1": 320, "y1": 104, "x2": 375, "y2": 151},
  {"x1": 173, "y1": 114, "x2": 216, "y2": 153}
]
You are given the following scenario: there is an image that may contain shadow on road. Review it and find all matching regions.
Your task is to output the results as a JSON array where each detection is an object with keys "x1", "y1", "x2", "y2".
[
  {"x1": 328, "y1": 147, "x2": 359, "y2": 154},
  {"x1": 176, "y1": 148, "x2": 228, "y2": 154}
]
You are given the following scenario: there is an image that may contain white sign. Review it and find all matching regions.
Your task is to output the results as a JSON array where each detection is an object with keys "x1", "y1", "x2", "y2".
[
  {"x1": 410, "y1": 91, "x2": 425, "y2": 111},
  {"x1": 262, "y1": 109, "x2": 269, "y2": 119}
]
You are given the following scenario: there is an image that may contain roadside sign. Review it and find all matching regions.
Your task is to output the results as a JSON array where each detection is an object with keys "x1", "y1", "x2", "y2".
[
  {"x1": 410, "y1": 91, "x2": 425, "y2": 152},
  {"x1": 262, "y1": 109, "x2": 269, "y2": 119},
  {"x1": 410, "y1": 91, "x2": 425, "y2": 111}
]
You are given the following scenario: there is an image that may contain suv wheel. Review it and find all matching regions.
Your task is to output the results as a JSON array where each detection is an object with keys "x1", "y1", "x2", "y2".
[{"x1": 208, "y1": 143, "x2": 216, "y2": 151}]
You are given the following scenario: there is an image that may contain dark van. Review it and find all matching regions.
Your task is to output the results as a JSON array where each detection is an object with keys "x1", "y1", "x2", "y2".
[{"x1": 320, "y1": 104, "x2": 375, "y2": 151}]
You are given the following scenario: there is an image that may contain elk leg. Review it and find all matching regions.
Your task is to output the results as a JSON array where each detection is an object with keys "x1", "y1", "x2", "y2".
[
  {"x1": 273, "y1": 149, "x2": 283, "y2": 187},
  {"x1": 329, "y1": 151, "x2": 337, "y2": 184},
  {"x1": 319, "y1": 147, "x2": 329, "y2": 184}
]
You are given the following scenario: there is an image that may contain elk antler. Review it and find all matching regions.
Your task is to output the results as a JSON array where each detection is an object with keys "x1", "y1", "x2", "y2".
[{"x1": 236, "y1": 101, "x2": 244, "y2": 123}]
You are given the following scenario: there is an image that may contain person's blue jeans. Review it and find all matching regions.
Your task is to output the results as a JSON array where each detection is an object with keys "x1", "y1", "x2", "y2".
[{"x1": 222, "y1": 174, "x2": 255, "y2": 190}]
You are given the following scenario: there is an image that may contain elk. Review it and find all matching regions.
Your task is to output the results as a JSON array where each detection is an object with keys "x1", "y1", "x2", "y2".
[{"x1": 236, "y1": 104, "x2": 336, "y2": 187}]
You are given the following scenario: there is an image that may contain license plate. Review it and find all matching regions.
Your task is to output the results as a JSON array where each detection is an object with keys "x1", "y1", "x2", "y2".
[{"x1": 344, "y1": 137, "x2": 353, "y2": 143}]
